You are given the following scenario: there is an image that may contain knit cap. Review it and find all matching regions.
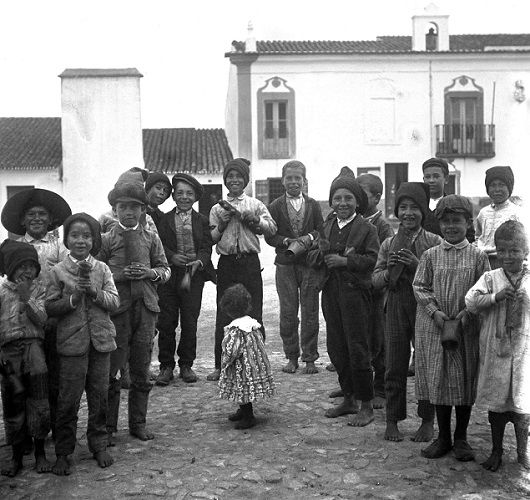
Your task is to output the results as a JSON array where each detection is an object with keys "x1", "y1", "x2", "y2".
[
  {"x1": 0, "y1": 239, "x2": 41, "y2": 281},
  {"x1": 422, "y1": 157, "x2": 449, "y2": 176},
  {"x1": 485, "y1": 166, "x2": 514, "y2": 196},
  {"x1": 108, "y1": 168, "x2": 148, "y2": 206},
  {"x1": 223, "y1": 158, "x2": 250, "y2": 188},
  {"x1": 63, "y1": 213, "x2": 102, "y2": 256},
  {"x1": 328, "y1": 166, "x2": 368, "y2": 214},
  {"x1": 393, "y1": 182, "x2": 430, "y2": 223},
  {"x1": 434, "y1": 194, "x2": 473, "y2": 220}
]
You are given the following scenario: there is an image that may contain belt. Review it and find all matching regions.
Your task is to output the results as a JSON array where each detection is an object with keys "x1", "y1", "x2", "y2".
[{"x1": 221, "y1": 253, "x2": 257, "y2": 260}]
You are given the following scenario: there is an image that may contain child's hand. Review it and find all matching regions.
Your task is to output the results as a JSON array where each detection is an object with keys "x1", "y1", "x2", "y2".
[
  {"x1": 71, "y1": 289, "x2": 84, "y2": 306},
  {"x1": 495, "y1": 287, "x2": 516, "y2": 302},
  {"x1": 187, "y1": 260, "x2": 202, "y2": 277},
  {"x1": 388, "y1": 252, "x2": 400, "y2": 269},
  {"x1": 324, "y1": 254, "x2": 347, "y2": 269},
  {"x1": 433, "y1": 310, "x2": 450, "y2": 329},
  {"x1": 455, "y1": 309, "x2": 469, "y2": 328},
  {"x1": 124, "y1": 263, "x2": 152, "y2": 280},
  {"x1": 396, "y1": 249, "x2": 419, "y2": 269},
  {"x1": 15, "y1": 277, "x2": 33, "y2": 302},
  {"x1": 217, "y1": 210, "x2": 233, "y2": 232},
  {"x1": 171, "y1": 254, "x2": 189, "y2": 268},
  {"x1": 77, "y1": 278, "x2": 97, "y2": 299}
]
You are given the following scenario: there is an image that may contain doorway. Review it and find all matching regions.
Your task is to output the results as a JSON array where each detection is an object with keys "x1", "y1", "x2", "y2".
[{"x1": 199, "y1": 184, "x2": 222, "y2": 217}]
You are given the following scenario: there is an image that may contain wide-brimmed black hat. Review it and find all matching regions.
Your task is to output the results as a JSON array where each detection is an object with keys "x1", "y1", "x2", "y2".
[
  {"x1": 172, "y1": 173, "x2": 204, "y2": 199},
  {"x1": 1, "y1": 188, "x2": 72, "y2": 235}
]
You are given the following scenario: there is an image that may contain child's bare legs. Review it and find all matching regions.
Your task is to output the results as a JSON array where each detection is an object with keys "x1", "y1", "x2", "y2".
[
  {"x1": 385, "y1": 420, "x2": 404, "y2": 442},
  {"x1": 94, "y1": 450, "x2": 114, "y2": 468},
  {"x1": 325, "y1": 393, "x2": 358, "y2": 418},
  {"x1": 53, "y1": 455, "x2": 70, "y2": 476},
  {"x1": 302, "y1": 361, "x2": 319, "y2": 374},
  {"x1": 282, "y1": 358, "x2": 298, "y2": 374},
  {"x1": 34, "y1": 438, "x2": 52, "y2": 473},
  {"x1": 348, "y1": 400, "x2": 374, "y2": 427},
  {"x1": 1, "y1": 443, "x2": 24, "y2": 477},
  {"x1": 411, "y1": 418, "x2": 434, "y2": 442},
  {"x1": 482, "y1": 411, "x2": 507, "y2": 471},
  {"x1": 422, "y1": 405, "x2": 452, "y2": 458}
]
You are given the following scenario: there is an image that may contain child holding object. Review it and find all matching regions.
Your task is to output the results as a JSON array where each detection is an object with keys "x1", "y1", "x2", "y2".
[
  {"x1": 466, "y1": 220, "x2": 530, "y2": 471},
  {"x1": 219, "y1": 284, "x2": 274, "y2": 430},
  {"x1": 413, "y1": 195, "x2": 490, "y2": 460}
]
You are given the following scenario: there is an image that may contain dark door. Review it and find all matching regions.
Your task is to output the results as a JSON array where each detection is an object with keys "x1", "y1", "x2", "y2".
[
  {"x1": 384, "y1": 163, "x2": 408, "y2": 219},
  {"x1": 199, "y1": 184, "x2": 222, "y2": 217}
]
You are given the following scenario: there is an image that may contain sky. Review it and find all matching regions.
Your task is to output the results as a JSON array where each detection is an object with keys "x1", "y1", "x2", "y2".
[{"x1": 1, "y1": 0, "x2": 529, "y2": 129}]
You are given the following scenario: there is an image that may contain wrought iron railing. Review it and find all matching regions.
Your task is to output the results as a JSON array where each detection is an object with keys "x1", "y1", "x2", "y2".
[{"x1": 435, "y1": 124, "x2": 495, "y2": 158}]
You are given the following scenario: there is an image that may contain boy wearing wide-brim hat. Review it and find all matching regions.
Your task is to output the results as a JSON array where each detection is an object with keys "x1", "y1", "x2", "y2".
[
  {"x1": 155, "y1": 173, "x2": 215, "y2": 385},
  {"x1": 372, "y1": 182, "x2": 442, "y2": 443},
  {"x1": 207, "y1": 158, "x2": 277, "y2": 381},
  {"x1": 1, "y1": 187, "x2": 71, "y2": 441},
  {"x1": 98, "y1": 170, "x2": 170, "y2": 443},
  {"x1": 307, "y1": 167, "x2": 379, "y2": 427}
]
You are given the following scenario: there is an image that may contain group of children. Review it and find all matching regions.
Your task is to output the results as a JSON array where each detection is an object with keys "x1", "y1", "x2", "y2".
[{"x1": 0, "y1": 155, "x2": 527, "y2": 479}]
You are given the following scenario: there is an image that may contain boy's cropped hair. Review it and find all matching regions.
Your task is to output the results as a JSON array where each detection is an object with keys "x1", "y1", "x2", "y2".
[
  {"x1": 220, "y1": 284, "x2": 252, "y2": 319},
  {"x1": 494, "y1": 220, "x2": 528, "y2": 249},
  {"x1": 282, "y1": 160, "x2": 306, "y2": 178},
  {"x1": 358, "y1": 174, "x2": 383, "y2": 196}
]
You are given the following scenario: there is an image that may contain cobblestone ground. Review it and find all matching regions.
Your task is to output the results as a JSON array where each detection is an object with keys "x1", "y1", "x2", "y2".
[{"x1": 1, "y1": 242, "x2": 529, "y2": 499}]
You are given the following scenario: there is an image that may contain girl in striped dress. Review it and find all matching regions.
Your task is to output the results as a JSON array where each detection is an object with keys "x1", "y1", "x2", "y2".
[
  {"x1": 413, "y1": 195, "x2": 490, "y2": 461},
  {"x1": 219, "y1": 284, "x2": 274, "y2": 429}
]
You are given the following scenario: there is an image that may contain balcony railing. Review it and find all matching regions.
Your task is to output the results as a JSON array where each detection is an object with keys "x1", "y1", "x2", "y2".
[{"x1": 435, "y1": 124, "x2": 495, "y2": 159}]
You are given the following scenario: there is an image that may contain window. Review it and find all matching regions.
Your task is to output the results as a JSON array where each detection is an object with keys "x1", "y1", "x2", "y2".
[{"x1": 258, "y1": 77, "x2": 295, "y2": 159}]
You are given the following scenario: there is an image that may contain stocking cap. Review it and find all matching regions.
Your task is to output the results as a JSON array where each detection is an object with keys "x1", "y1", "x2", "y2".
[
  {"x1": 394, "y1": 182, "x2": 430, "y2": 224},
  {"x1": 223, "y1": 158, "x2": 250, "y2": 188},
  {"x1": 485, "y1": 166, "x2": 514, "y2": 196},
  {"x1": 63, "y1": 212, "x2": 102, "y2": 256},
  {"x1": 1, "y1": 188, "x2": 72, "y2": 235},
  {"x1": 328, "y1": 166, "x2": 368, "y2": 214},
  {"x1": 0, "y1": 239, "x2": 40, "y2": 281},
  {"x1": 108, "y1": 168, "x2": 148, "y2": 206}
]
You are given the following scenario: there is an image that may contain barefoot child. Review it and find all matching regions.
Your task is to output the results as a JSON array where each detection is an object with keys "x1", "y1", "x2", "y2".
[
  {"x1": 466, "y1": 220, "x2": 530, "y2": 471},
  {"x1": 0, "y1": 240, "x2": 51, "y2": 477},
  {"x1": 219, "y1": 284, "x2": 274, "y2": 429},
  {"x1": 309, "y1": 167, "x2": 379, "y2": 427},
  {"x1": 45, "y1": 213, "x2": 119, "y2": 475},
  {"x1": 358, "y1": 173, "x2": 394, "y2": 409},
  {"x1": 265, "y1": 160, "x2": 324, "y2": 375},
  {"x1": 372, "y1": 182, "x2": 441, "y2": 442},
  {"x1": 98, "y1": 171, "x2": 170, "y2": 443},
  {"x1": 413, "y1": 196, "x2": 490, "y2": 460}
]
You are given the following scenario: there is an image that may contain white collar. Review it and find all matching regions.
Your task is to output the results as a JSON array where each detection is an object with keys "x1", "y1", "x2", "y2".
[
  {"x1": 227, "y1": 315, "x2": 261, "y2": 332},
  {"x1": 118, "y1": 222, "x2": 139, "y2": 231},
  {"x1": 24, "y1": 232, "x2": 50, "y2": 243}
]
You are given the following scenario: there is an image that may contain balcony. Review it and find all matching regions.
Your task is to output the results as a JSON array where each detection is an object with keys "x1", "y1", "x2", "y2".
[{"x1": 435, "y1": 124, "x2": 495, "y2": 159}]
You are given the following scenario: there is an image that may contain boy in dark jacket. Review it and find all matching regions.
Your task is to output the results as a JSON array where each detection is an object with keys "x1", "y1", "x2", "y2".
[
  {"x1": 265, "y1": 160, "x2": 324, "y2": 374},
  {"x1": 155, "y1": 173, "x2": 215, "y2": 385}
]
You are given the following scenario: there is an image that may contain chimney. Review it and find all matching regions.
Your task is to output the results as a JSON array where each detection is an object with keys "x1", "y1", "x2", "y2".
[{"x1": 59, "y1": 68, "x2": 144, "y2": 215}]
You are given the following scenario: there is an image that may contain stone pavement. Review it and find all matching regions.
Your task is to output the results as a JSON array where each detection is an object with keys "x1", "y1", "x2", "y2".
[{"x1": 1, "y1": 242, "x2": 529, "y2": 499}]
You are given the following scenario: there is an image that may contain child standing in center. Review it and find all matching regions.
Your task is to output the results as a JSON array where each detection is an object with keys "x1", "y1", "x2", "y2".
[{"x1": 413, "y1": 196, "x2": 490, "y2": 460}]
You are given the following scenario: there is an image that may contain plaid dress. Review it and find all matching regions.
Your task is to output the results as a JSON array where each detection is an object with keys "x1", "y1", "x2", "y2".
[
  {"x1": 219, "y1": 316, "x2": 275, "y2": 404},
  {"x1": 413, "y1": 240, "x2": 490, "y2": 405}
]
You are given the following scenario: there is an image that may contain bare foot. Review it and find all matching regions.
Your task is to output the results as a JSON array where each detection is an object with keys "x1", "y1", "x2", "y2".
[
  {"x1": 52, "y1": 455, "x2": 71, "y2": 476},
  {"x1": 326, "y1": 363, "x2": 336, "y2": 372},
  {"x1": 373, "y1": 396, "x2": 385, "y2": 409},
  {"x1": 482, "y1": 451, "x2": 503, "y2": 471},
  {"x1": 107, "y1": 431, "x2": 116, "y2": 447},
  {"x1": 282, "y1": 360, "x2": 298, "y2": 374},
  {"x1": 94, "y1": 450, "x2": 114, "y2": 468},
  {"x1": 130, "y1": 428, "x2": 154, "y2": 441},
  {"x1": 1, "y1": 458, "x2": 23, "y2": 477},
  {"x1": 329, "y1": 388, "x2": 344, "y2": 398},
  {"x1": 35, "y1": 454, "x2": 52, "y2": 473},
  {"x1": 325, "y1": 397, "x2": 358, "y2": 418},
  {"x1": 384, "y1": 421, "x2": 404, "y2": 442},
  {"x1": 411, "y1": 420, "x2": 434, "y2": 442},
  {"x1": 302, "y1": 362, "x2": 319, "y2": 374},
  {"x1": 348, "y1": 403, "x2": 374, "y2": 427},
  {"x1": 206, "y1": 369, "x2": 221, "y2": 381}
]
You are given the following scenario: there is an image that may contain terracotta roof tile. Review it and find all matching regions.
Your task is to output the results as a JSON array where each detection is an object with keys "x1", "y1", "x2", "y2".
[
  {"x1": 0, "y1": 118, "x2": 62, "y2": 170},
  {"x1": 228, "y1": 34, "x2": 530, "y2": 55},
  {"x1": 143, "y1": 128, "x2": 232, "y2": 174}
]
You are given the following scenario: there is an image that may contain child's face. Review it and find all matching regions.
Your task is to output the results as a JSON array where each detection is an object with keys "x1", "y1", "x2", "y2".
[
  {"x1": 147, "y1": 182, "x2": 171, "y2": 208},
  {"x1": 439, "y1": 212, "x2": 470, "y2": 245},
  {"x1": 331, "y1": 188, "x2": 357, "y2": 220},
  {"x1": 487, "y1": 179, "x2": 510, "y2": 205},
  {"x1": 20, "y1": 205, "x2": 51, "y2": 239},
  {"x1": 172, "y1": 181, "x2": 197, "y2": 212},
  {"x1": 496, "y1": 238, "x2": 527, "y2": 274},
  {"x1": 67, "y1": 221, "x2": 93, "y2": 260},
  {"x1": 114, "y1": 201, "x2": 144, "y2": 227},
  {"x1": 423, "y1": 166, "x2": 448, "y2": 199},
  {"x1": 282, "y1": 167, "x2": 304, "y2": 197},
  {"x1": 358, "y1": 180, "x2": 380, "y2": 213},
  {"x1": 11, "y1": 261, "x2": 38, "y2": 283},
  {"x1": 225, "y1": 170, "x2": 245, "y2": 197},
  {"x1": 397, "y1": 197, "x2": 423, "y2": 230}
]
